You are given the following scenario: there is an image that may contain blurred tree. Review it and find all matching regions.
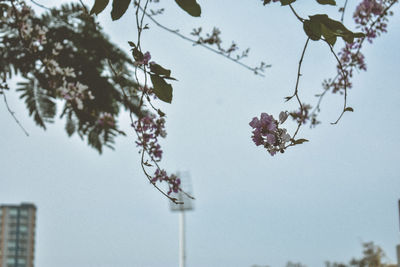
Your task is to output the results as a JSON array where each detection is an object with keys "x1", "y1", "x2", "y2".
[
  {"x1": 252, "y1": 242, "x2": 397, "y2": 267},
  {"x1": 0, "y1": 2, "x2": 143, "y2": 152},
  {"x1": 326, "y1": 242, "x2": 397, "y2": 267}
]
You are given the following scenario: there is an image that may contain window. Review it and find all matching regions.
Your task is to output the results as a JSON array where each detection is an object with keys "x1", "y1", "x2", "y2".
[
  {"x1": 8, "y1": 208, "x2": 18, "y2": 216},
  {"x1": 19, "y1": 210, "x2": 28, "y2": 216},
  {"x1": 7, "y1": 242, "x2": 16, "y2": 248},
  {"x1": 19, "y1": 225, "x2": 28, "y2": 233}
]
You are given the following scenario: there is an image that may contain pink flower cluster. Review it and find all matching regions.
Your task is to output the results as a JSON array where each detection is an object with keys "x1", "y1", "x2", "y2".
[
  {"x1": 326, "y1": 0, "x2": 393, "y2": 95},
  {"x1": 249, "y1": 112, "x2": 291, "y2": 156},
  {"x1": 151, "y1": 169, "x2": 181, "y2": 195},
  {"x1": 6, "y1": 2, "x2": 48, "y2": 51},
  {"x1": 97, "y1": 113, "x2": 115, "y2": 128},
  {"x1": 289, "y1": 104, "x2": 320, "y2": 128},
  {"x1": 57, "y1": 81, "x2": 94, "y2": 110},
  {"x1": 354, "y1": 0, "x2": 388, "y2": 42},
  {"x1": 133, "y1": 115, "x2": 166, "y2": 161},
  {"x1": 134, "y1": 51, "x2": 151, "y2": 66}
]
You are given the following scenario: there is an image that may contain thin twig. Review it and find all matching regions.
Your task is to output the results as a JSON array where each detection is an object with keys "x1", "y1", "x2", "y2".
[
  {"x1": 327, "y1": 42, "x2": 348, "y2": 125},
  {"x1": 341, "y1": 0, "x2": 349, "y2": 23},
  {"x1": 289, "y1": 37, "x2": 310, "y2": 140},
  {"x1": 30, "y1": 0, "x2": 51, "y2": 10},
  {"x1": 311, "y1": 0, "x2": 398, "y2": 123},
  {"x1": 78, "y1": 0, "x2": 88, "y2": 12},
  {"x1": 289, "y1": 4, "x2": 305, "y2": 22},
  {"x1": 310, "y1": 73, "x2": 340, "y2": 118},
  {"x1": 132, "y1": 1, "x2": 191, "y2": 203},
  {"x1": 2, "y1": 91, "x2": 30, "y2": 136},
  {"x1": 140, "y1": 6, "x2": 269, "y2": 77}
]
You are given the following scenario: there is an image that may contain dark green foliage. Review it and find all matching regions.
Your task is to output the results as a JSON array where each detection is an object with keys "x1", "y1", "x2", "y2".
[
  {"x1": 293, "y1": 139, "x2": 309, "y2": 145},
  {"x1": 90, "y1": 0, "x2": 109, "y2": 15},
  {"x1": 303, "y1": 19, "x2": 322, "y2": 41},
  {"x1": 89, "y1": 0, "x2": 132, "y2": 20},
  {"x1": 280, "y1": 0, "x2": 296, "y2": 6},
  {"x1": 16, "y1": 79, "x2": 56, "y2": 129},
  {"x1": 316, "y1": 0, "x2": 336, "y2": 5},
  {"x1": 175, "y1": 0, "x2": 201, "y2": 17},
  {"x1": 303, "y1": 14, "x2": 365, "y2": 45},
  {"x1": 150, "y1": 74, "x2": 173, "y2": 103},
  {"x1": 128, "y1": 40, "x2": 175, "y2": 103},
  {"x1": 0, "y1": 3, "x2": 144, "y2": 153},
  {"x1": 90, "y1": 0, "x2": 202, "y2": 20},
  {"x1": 150, "y1": 63, "x2": 172, "y2": 77},
  {"x1": 111, "y1": 0, "x2": 131, "y2": 20},
  {"x1": 65, "y1": 115, "x2": 76, "y2": 136}
]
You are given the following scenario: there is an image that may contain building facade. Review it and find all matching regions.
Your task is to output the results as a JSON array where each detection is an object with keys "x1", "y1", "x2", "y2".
[{"x1": 0, "y1": 203, "x2": 36, "y2": 267}]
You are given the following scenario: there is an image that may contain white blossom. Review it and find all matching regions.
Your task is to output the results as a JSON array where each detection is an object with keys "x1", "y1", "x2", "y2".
[
  {"x1": 21, "y1": 22, "x2": 33, "y2": 38},
  {"x1": 75, "y1": 98, "x2": 83, "y2": 110},
  {"x1": 63, "y1": 67, "x2": 76, "y2": 78},
  {"x1": 88, "y1": 91, "x2": 95, "y2": 100},
  {"x1": 75, "y1": 82, "x2": 88, "y2": 93}
]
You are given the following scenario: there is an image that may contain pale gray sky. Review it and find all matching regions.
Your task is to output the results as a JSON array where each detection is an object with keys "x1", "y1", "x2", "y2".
[{"x1": 1, "y1": 1, "x2": 400, "y2": 267}]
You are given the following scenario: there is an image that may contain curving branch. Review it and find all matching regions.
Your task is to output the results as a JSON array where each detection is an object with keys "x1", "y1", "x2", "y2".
[
  {"x1": 326, "y1": 42, "x2": 348, "y2": 125},
  {"x1": 311, "y1": 0, "x2": 398, "y2": 122},
  {"x1": 1, "y1": 86, "x2": 30, "y2": 137},
  {"x1": 139, "y1": 6, "x2": 270, "y2": 77}
]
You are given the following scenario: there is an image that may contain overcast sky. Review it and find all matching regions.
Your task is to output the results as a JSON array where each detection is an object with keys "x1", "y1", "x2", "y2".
[{"x1": 1, "y1": 1, "x2": 400, "y2": 267}]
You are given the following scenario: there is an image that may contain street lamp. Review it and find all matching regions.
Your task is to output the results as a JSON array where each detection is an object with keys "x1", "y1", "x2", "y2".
[
  {"x1": 169, "y1": 171, "x2": 194, "y2": 267},
  {"x1": 397, "y1": 199, "x2": 400, "y2": 267}
]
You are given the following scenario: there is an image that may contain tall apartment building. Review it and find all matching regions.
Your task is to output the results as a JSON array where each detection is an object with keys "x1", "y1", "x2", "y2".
[{"x1": 0, "y1": 203, "x2": 36, "y2": 267}]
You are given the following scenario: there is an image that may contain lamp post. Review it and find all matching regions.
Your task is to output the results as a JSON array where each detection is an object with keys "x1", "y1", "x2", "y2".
[
  {"x1": 397, "y1": 199, "x2": 400, "y2": 267},
  {"x1": 169, "y1": 172, "x2": 194, "y2": 267}
]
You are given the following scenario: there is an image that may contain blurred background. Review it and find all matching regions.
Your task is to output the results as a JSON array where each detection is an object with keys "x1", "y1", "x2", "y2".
[{"x1": 1, "y1": 0, "x2": 399, "y2": 266}]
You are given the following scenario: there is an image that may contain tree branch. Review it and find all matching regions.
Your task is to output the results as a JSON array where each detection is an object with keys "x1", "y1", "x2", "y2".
[{"x1": 140, "y1": 6, "x2": 270, "y2": 77}]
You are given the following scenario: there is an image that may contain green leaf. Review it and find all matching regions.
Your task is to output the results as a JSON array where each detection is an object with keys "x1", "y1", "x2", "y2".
[
  {"x1": 150, "y1": 74, "x2": 173, "y2": 103},
  {"x1": 344, "y1": 107, "x2": 354, "y2": 112},
  {"x1": 157, "y1": 109, "x2": 166, "y2": 117},
  {"x1": 66, "y1": 116, "x2": 76, "y2": 136},
  {"x1": 88, "y1": 129, "x2": 102, "y2": 153},
  {"x1": 128, "y1": 41, "x2": 136, "y2": 48},
  {"x1": 342, "y1": 32, "x2": 354, "y2": 44},
  {"x1": 293, "y1": 139, "x2": 309, "y2": 145},
  {"x1": 321, "y1": 23, "x2": 337, "y2": 45},
  {"x1": 111, "y1": 0, "x2": 131, "y2": 21},
  {"x1": 303, "y1": 19, "x2": 322, "y2": 41},
  {"x1": 131, "y1": 47, "x2": 144, "y2": 62},
  {"x1": 175, "y1": 0, "x2": 201, "y2": 17},
  {"x1": 280, "y1": 0, "x2": 296, "y2": 5},
  {"x1": 309, "y1": 14, "x2": 358, "y2": 44},
  {"x1": 16, "y1": 79, "x2": 55, "y2": 129},
  {"x1": 150, "y1": 63, "x2": 171, "y2": 77},
  {"x1": 353, "y1": 32, "x2": 365, "y2": 38},
  {"x1": 90, "y1": 0, "x2": 109, "y2": 15},
  {"x1": 316, "y1": 0, "x2": 336, "y2": 5}
]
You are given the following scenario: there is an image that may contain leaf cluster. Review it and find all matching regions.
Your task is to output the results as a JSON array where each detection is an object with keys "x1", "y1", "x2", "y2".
[
  {"x1": 90, "y1": 0, "x2": 202, "y2": 20},
  {"x1": 1, "y1": 3, "x2": 145, "y2": 152},
  {"x1": 303, "y1": 14, "x2": 364, "y2": 45}
]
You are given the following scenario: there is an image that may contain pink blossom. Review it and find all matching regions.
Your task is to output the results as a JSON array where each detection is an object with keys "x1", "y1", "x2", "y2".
[{"x1": 249, "y1": 112, "x2": 291, "y2": 156}]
